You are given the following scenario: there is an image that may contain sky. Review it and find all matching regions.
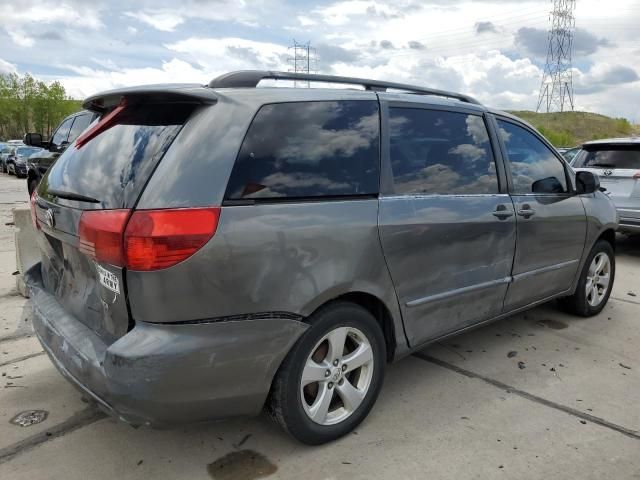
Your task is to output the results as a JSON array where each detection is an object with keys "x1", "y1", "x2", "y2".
[{"x1": 1, "y1": 0, "x2": 639, "y2": 120}]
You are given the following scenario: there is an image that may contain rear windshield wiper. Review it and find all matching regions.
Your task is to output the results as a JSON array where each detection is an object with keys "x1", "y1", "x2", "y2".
[{"x1": 47, "y1": 189, "x2": 101, "y2": 204}]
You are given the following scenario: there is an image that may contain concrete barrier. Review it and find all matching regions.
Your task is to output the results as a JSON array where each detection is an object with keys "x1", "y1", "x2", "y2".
[{"x1": 13, "y1": 206, "x2": 39, "y2": 297}]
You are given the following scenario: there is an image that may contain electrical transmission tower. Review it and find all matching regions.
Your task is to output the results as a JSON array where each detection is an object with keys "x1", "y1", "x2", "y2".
[
  {"x1": 536, "y1": 0, "x2": 576, "y2": 113},
  {"x1": 288, "y1": 40, "x2": 317, "y2": 86}
]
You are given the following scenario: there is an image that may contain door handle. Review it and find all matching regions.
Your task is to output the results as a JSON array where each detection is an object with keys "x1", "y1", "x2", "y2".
[
  {"x1": 517, "y1": 205, "x2": 536, "y2": 218},
  {"x1": 493, "y1": 205, "x2": 513, "y2": 220},
  {"x1": 492, "y1": 204, "x2": 514, "y2": 219}
]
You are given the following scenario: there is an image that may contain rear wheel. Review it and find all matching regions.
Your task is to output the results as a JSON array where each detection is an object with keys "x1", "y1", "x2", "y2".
[
  {"x1": 268, "y1": 302, "x2": 386, "y2": 445},
  {"x1": 559, "y1": 240, "x2": 615, "y2": 316}
]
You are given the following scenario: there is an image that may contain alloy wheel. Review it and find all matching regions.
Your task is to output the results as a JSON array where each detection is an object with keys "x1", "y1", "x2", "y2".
[
  {"x1": 586, "y1": 252, "x2": 611, "y2": 307},
  {"x1": 300, "y1": 326, "x2": 374, "y2": 426}
]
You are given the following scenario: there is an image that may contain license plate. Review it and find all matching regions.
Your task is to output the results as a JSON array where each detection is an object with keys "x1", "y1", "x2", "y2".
[{"x1": 96, "y1": 263, "x2": 120, "y2": 294}]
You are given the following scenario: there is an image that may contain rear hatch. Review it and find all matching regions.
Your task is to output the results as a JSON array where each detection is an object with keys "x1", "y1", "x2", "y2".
[
  {"x1": 32, "y1": 99, "x2": 198, "y2": 345},
  {"x1": 572, "y1": 144, "x2": 640, "y2": 213}
]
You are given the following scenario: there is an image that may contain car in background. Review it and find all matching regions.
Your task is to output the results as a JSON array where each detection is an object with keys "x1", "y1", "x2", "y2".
[
  {"x1": 1, "y1": 144, "x2": 14, "y2": 173},
  {"x1": 562, "y1": 146, "x2": 581, "y2": 164},
  {"x1": 23, "y1": 110, "x2": 98, "y2": 194},
  {"x1": 5, "y1": 146, "x2": 43, "y2": 177},
  {"x1": 1, "y1": 141, "x2": 24, "y2": 173},
  {"x1": 572, "y1": 137, "x2": 640, "y2": 234}
]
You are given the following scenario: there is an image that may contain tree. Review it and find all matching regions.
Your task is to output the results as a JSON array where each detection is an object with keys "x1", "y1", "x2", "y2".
[{"x1": 0, "y1": 72, "x2": 82, "y2": 140}]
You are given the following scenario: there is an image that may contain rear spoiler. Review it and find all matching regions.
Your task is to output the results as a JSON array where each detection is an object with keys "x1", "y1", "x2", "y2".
[{"x1": 82, "y1": 84, "x2": 218, "y2": 113}]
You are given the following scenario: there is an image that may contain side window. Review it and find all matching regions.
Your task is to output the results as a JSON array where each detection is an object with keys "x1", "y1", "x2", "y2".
[
  {"x1": 67, "y1": 114, "x2": 93, "y2": 143},
  {"x1": 388, "y1": 108, "x2": 498, "y2": 195},
  {"x1": 225, "y1": 101, "x2": 379, "y2": 200},
  {"x1": 497, "y1": 119, "x2": 568, "y2": 194},
  {"x1": 50, "y1": 117, "x2": 74, "y2": 148}
]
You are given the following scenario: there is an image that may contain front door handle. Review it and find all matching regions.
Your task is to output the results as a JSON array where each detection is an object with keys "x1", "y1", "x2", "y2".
[
  {"x1": 493, "y1": 204, "x2": 514, "y2": 219},
  {"x1": 517, "y1": 205, "x2": 536, "y2": 218}
]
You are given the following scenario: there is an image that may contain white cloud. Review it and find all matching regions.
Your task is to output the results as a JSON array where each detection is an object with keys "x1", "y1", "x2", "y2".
[
  {"x1": 52, "y1": 58, "x2": 208, "y2": 99},
  {"x1": 0, "y1": 58, "x2": 18, "y2": 74},
  {"x1": 124, "y1": 10, "x2": 185, "y2": 32},
  {"x1": 5, "y1": 28, "x2": 35, "y2": 47},
  {"x1": 166, "y1": 37, "x2": 289, "y2": 73}
]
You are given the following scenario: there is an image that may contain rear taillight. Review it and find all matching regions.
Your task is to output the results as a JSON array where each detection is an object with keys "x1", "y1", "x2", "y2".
[
  {"x1": 78, "y1": 207, "x2": 220, "y2": 271},
  {"x1": 78, "y1": 210, "x2": 130, "y2": 265},
  {"x1": 30, "y1": 192, "x2": 39, "y2": 230},
  {"x1": 633, "y1": 171, "x2": 640, "y2": 179},
  {"x1": 124, "y1": 208, "x2": 220, "y2": 271}
]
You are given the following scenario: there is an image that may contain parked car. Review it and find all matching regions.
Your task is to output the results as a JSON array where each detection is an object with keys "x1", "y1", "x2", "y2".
[
  {"x1": 571, "y1": 137, "x2": 640, "y2": 234},
  {"x1": 1, "y1": 140, "x2": 24, "y2": 173},
  {"x1": 6, "y1": 146, "x2": 43, "y2": 177},
  {"x1": 1, "y1": 144, "x2": 14, "y2": 173},
  {"x1": 562, "y1": 146, "x2": 581, "y2": 163},
  {"x1": 23, "y1": 110, "x2": 98, "y2": 194},
  {"x1": 27, "y1": 71, "x2": 618, "y2": 445}
]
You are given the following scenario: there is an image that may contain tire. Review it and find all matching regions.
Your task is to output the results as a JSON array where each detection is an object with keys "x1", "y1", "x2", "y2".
[
  {"x1": 559, "y1": 239, "x2": 615, "y2": 316},
  {"x1": 267, "y1": 302, "x2": 386, "y2": 445},
  {"x1": 28, "y1": 178, "x2": 38, "y2": 195}
]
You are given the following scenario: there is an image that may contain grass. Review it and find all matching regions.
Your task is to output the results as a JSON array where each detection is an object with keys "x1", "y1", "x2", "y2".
[{"x1": 506, "y1": 110, "x2": 640, "y2": 147}]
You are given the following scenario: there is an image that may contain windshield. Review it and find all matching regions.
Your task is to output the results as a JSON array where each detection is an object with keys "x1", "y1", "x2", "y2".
[
  {"x1": 39, "y1": 102, "x2": 194, "y2": 209},
  {"x1": 16, "y1": 147, "x2": 41, "y2": 157},
  {"x1": 573, "y1": 145, "x2": 640, "y2": 169}
]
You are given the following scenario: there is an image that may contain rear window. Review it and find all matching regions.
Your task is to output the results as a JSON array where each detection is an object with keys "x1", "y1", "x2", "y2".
[
  {"x1": 573, "y1": 146, "x2": 640, "y2": 169},
  {"x1": 40, "y1": 103, "x2": 193, "y2": 209},
  {"x1": 225, "y1": 100, "x2": 380, "y2": 200}
]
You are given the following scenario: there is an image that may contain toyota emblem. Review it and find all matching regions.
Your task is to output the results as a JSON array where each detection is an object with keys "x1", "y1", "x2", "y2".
[
  {"x1": 44, "y1": 209, "x2": 55, "y2": 228},
  {"x1": 603, "y1": 169, "x2": 613, "y2": 176}
]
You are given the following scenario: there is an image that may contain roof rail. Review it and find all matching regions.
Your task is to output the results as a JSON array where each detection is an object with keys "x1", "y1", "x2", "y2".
[{"x1": 207, "y1": 70, "x2": 481, "y2": 105}]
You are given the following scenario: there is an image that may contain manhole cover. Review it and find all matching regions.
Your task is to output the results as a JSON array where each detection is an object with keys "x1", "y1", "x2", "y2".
[{"x1": 10, "y1": 410, "x2": 49, "y2": 427}]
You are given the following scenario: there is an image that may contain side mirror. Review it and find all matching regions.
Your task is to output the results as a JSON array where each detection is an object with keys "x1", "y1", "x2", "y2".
[
  {"x1": 576, "y1": 171, "x2": 600, "y2": 194},
  {"x1": 532, "y1": 176, "x2": 565, "y2": 194},
  {"x1": 24, "y1": 132, "x2": 43, "y2": 147}
]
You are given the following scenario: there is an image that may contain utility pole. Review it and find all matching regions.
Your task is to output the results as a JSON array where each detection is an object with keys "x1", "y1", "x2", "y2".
[
  {"x1": 288, "y1": 40, "x2": 317, "y2": 87},
  {"x1": 536, "y1": 0, "x2": 576, "y2": 113}
]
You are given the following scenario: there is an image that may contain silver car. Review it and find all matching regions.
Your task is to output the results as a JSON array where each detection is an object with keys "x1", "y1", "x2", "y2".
[
  {"x1": 27, "y1": 71, "x2": 618, "y2": 445},
  {"x1": 571, "y1": 137, "x2": 640, "y2": 234}
]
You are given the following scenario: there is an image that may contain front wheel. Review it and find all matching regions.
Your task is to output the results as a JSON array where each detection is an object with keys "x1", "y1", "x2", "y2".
[
  {"x1": 559, "y1": 240, "x2": 615, "y2": 316},
  {"x1": 267, "y1": 302, "x2": 386, "y2": 445}
]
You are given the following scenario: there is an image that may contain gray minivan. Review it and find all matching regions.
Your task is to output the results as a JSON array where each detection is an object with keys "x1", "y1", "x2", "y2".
[{"x1": 27, "y1": 71, "x2": 618, "y2": 445}]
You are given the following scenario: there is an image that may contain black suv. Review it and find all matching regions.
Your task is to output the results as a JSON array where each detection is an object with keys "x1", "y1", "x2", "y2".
[{"x1": 24, "y1": 110, "x2": 98, "y2": 194}]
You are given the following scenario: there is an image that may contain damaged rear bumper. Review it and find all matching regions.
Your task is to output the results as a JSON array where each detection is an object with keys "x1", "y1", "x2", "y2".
[{"x1": 26, "y1": 264, "x2": 308, "y2": 427}]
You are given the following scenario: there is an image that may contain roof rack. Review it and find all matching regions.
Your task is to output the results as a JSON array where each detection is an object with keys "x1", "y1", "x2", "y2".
[{"x1": 207, "y1": 70, "x2": 481, "y2": 105}]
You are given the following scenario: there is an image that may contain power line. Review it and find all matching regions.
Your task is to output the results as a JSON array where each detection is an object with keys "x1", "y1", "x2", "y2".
[{"x1": 536, "y1": 0, "x2": 576, "y2": 112}]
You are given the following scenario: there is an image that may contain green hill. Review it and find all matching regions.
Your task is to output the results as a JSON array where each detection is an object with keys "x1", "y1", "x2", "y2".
[{"x1": 506, "y1": 110, "x2": 640, "y2": 147}]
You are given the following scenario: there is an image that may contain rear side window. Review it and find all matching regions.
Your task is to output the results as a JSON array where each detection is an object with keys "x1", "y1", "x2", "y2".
[
  {"x1": 225, "y1": 100, "x2": 380, "y2": 200},
  {"x1": 572, "y1": 146, "x2": 640, "y2": 169},
  {"x1": 67, "y1": 113, "x2": 94, "y2": 143},
  {"x1": 41, "y1": 103, "x2": 193, "y2": 209},
  {"x1": 388, "y1": 108, "x2": 498, "y2": 195}
]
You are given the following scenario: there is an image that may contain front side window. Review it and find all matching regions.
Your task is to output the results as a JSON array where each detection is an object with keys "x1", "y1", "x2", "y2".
[
  {"x1": 497, "y1": 120, "x2": 568, "y2": 194},
  {"x1": 225, "y1": 100, "x2": 380, "y2": 200},
  {"x1": 51, "y1": 117, "x2": 74, "y2": 148},
  {"x1": 388, "y1": 108, "x2": 498, "y2": 195}
]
